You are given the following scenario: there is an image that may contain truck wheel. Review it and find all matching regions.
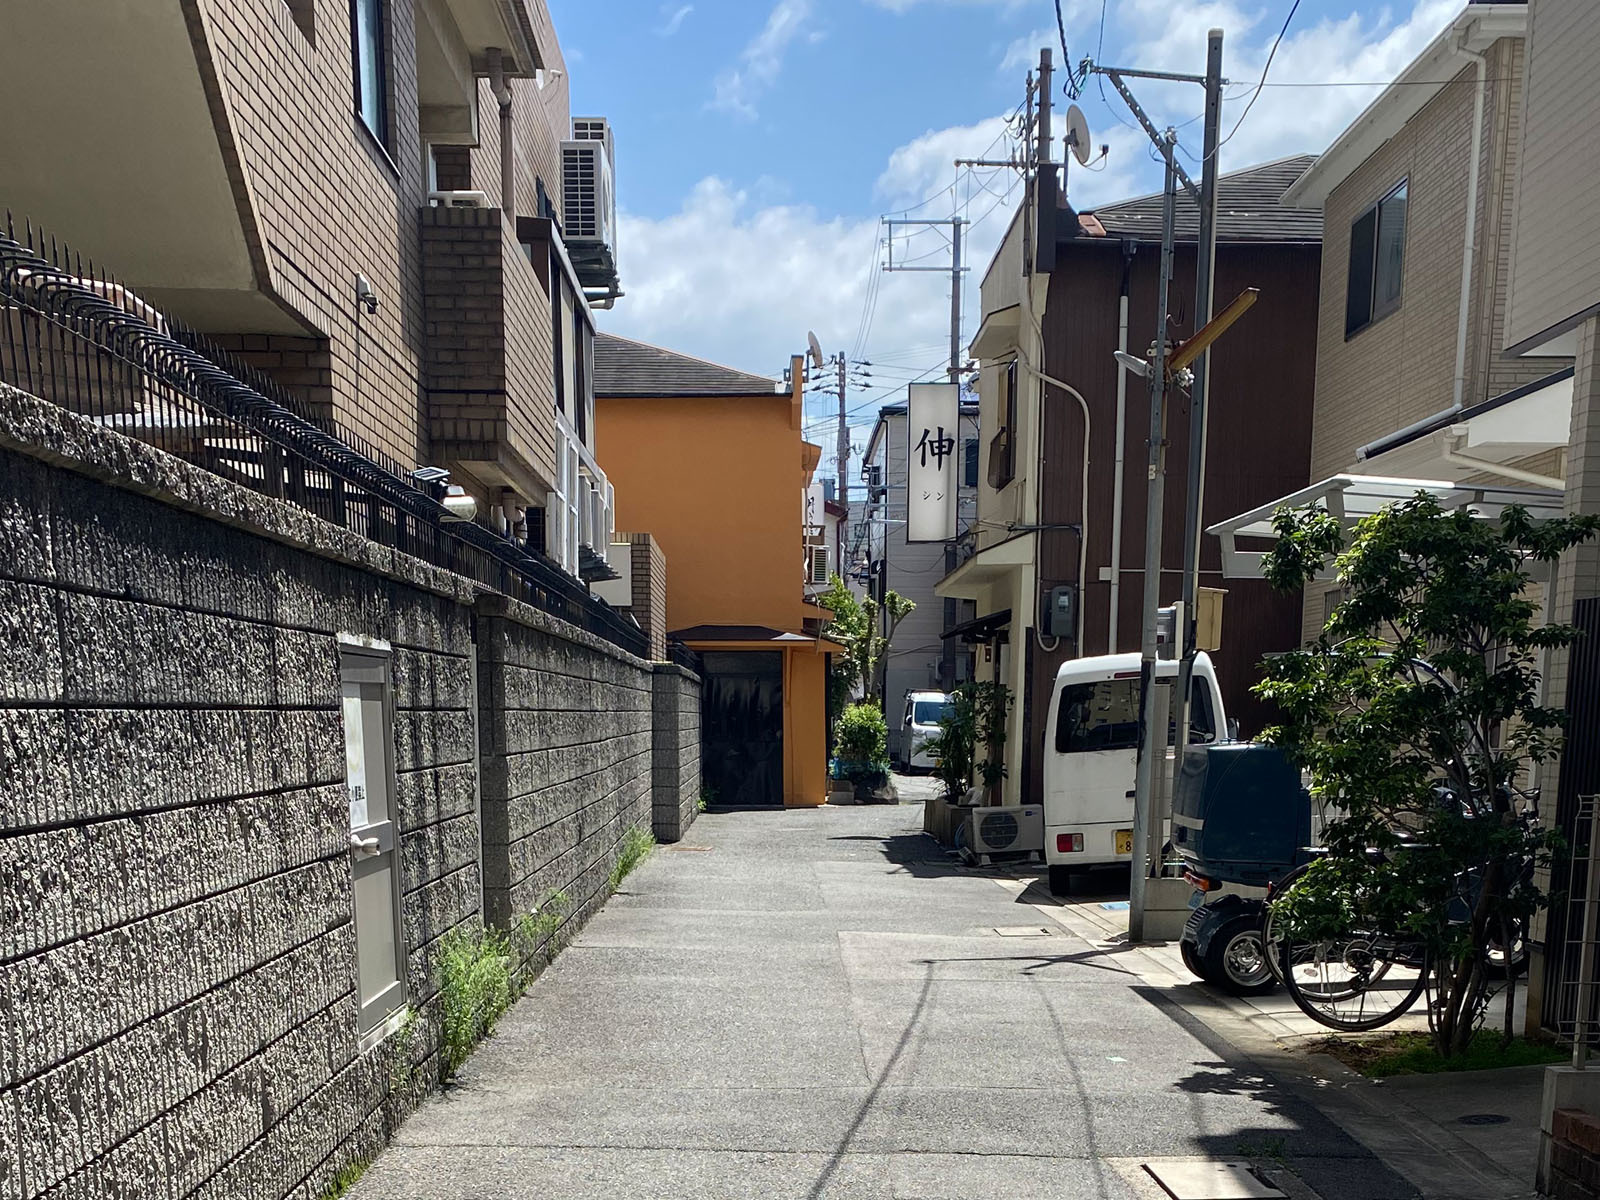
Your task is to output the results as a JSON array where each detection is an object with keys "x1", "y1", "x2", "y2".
[
  {"x1": 1048, "y1": 866, "x2": 1076, "y2": 897},
  {"x1": 1202, "y1": 916, "x2": 1277, "y2": 996}
]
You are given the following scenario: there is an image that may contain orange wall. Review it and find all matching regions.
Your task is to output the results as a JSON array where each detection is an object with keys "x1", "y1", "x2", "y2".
[{"x1": 596, "y1": 394, "x2": 811, "y2": 635}]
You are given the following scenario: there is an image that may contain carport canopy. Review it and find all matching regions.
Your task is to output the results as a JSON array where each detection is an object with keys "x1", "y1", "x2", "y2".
[{"x1": 1206, "y1": 474, "x2": 1565, "y2": 580}]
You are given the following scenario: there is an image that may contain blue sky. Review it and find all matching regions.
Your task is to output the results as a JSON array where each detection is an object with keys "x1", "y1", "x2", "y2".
[{"x1": 550, "y1": 0, "x2": 1464, "y2": 476}]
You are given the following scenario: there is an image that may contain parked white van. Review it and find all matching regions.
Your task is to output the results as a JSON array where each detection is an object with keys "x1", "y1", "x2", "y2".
[
  {"x1": 898, "y1": 690, "x2": 950, "y2": 771},
  {"x1": 1040, "y1": 652, "x2": 1229, "y2": 895}
]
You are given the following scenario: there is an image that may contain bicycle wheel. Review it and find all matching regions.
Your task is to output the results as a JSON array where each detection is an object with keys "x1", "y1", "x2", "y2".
[{"x1": 1278, "y1": 933, "x2": 1428, "y2": 1031}]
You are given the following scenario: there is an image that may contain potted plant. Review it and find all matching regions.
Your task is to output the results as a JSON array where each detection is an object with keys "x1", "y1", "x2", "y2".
[{"x1": 833, "y1": 701, "x2": 896, "y2": 803}]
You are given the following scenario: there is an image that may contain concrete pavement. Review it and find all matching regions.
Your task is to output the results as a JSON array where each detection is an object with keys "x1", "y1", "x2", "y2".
[{"x1": 353, "y1": 802, "x2": 1419, "y2": 1199}]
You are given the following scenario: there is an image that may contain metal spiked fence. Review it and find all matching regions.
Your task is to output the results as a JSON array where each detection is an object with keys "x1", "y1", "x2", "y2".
[{"x1": 0, "y1": 216, "x2": 645, "y2": 656}]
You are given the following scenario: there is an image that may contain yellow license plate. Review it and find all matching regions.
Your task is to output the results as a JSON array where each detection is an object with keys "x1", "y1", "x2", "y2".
[{"x1": 1115, "y1": 830, "x2": 1133, "y2": 855}]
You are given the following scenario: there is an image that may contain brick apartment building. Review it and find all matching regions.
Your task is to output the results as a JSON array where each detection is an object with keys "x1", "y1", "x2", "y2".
[{"x1": 0, "y1": 0, "x2": 619, "y2": 581}]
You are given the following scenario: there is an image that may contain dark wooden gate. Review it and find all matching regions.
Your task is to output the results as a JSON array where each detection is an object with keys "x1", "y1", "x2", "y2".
[{"x1": 701, "y1": 651, "x2": 784, "y2": 807}]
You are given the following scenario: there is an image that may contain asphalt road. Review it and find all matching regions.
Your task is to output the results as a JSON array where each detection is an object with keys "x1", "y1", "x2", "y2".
[{"x1": 352, "y1": 802, "x2": 1417, "y2": 1199}]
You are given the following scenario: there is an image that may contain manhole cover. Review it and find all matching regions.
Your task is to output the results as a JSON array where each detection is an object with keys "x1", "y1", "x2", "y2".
[
  {"x1": 1142, "y1": 1161, "x2": 1283, "y2": 1200},
  {"x1": 994, "y1": 926, "x2": 1054, "y2": 937},
  {"x1": 1458, "y1": 1113, "x2": 1510, "y2": 1126}
]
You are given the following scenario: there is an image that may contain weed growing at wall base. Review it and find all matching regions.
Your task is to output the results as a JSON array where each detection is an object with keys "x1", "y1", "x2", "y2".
[
  {"x1": 317, "y1": 1158, "x2": 371, "y2": 1200},
  {"x1": 609, "y1": 827, "x2": 655, "y2": 890},
  {"x1": 437, "y1": 922, "x2": 514, "y2": 1078}
]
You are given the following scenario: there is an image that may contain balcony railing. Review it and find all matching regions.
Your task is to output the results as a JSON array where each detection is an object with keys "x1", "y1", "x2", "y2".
[{"x1": 0, "y1": 216, "x2": 646, "y2": 657}]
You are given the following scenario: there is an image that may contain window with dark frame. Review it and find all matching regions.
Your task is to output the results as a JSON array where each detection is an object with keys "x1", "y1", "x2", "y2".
[
  {"x1": 1345, "y1": 179, "x2": 1407, "y2": 337},
  {"x1": 987, "y1": 359, "x2": 1018, "y2": 489},
  {"x1": 351, "y1": 0, "x2": 387, "y2": 144},
  {"x1": 963, "y1": 437, "x2": 978, "y2": 487}
]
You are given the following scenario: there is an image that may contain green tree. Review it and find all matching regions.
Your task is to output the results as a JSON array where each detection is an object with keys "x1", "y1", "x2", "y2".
[
  {"x1": 818, "y1": 575, "x2": 914, "y2": 706},
  {"x1": 925, "y1": 681, "x2": 1011, "y2": 800},
  {"x1": 1257, "y1": 492, "x2": 1597, "y2": 1057}
]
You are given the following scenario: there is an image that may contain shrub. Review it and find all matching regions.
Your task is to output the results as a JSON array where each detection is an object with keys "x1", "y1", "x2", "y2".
[
  {"x1": 833, "y1": 701, "x2": 889, "y2": 769},
  {"x1": 925, "y1": 681, "x2": 1010, "y2": 798}
]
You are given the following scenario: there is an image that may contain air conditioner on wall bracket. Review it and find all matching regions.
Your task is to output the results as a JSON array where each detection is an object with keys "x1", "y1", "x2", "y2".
[
  {"x1": 428, "y1": 190, "x2": 490, "y2": 208},
  {"x1": 561, "y1": 117, "x2": 618, "y2": 292},
  {"x1": 963, "y1": 805, "x2": 1044, "y2": 865},
  {"x1": 806, "y1": 544, "x2": 830, "y2": 586}
]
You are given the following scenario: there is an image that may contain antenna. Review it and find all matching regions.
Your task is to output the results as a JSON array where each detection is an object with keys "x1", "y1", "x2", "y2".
[
  {"x1": 1063, "y1": 104, "x2": 1093, "y2": 166},
  {"x1": 807, "y1": 330, "x2": 825, "y2": 371}
]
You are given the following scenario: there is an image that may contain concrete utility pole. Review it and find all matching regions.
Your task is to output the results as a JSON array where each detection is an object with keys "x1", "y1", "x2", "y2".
[
  {"x1": 948, "y1": 221, "x2": 964, "y2": 384},
  {"x1": 1127, "y1": 138, "x2": 1179, "y2": 943},
  {"x1": 836, "y1": 351, "x2": 849, "y2": 510},
  {"x1": 884, "y1": 216, "x2": 968, "y2": 687},
  {"x1": 1171, "y1": 29, "x2": 1225, "y2": 796}
]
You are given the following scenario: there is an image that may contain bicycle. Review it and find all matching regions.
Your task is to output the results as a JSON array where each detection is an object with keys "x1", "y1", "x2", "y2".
[{"x1": 1262, "y1": 787, "x2": 1539, "y2": 1032}]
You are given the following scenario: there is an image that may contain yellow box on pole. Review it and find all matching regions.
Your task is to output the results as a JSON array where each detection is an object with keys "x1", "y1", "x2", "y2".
[{"x1": 1196, "y1": 586, "x2": 1226, "y2": 652}]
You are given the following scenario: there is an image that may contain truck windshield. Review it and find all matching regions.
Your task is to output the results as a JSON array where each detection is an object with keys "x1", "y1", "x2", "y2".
[
  {"x1": 1054, "y1": 677, "x2": 1216, "y2": 754},
  {"x1": 912, "y1": 699, "x2": 948, "y2": 726}
]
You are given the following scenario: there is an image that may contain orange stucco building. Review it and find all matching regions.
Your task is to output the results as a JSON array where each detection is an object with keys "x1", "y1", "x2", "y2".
[{"x1": 594, "y1": 334, "x2": 839, "y2": 807}]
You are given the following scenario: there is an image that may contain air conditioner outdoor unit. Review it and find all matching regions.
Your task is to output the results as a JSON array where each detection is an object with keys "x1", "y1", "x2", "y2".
[
  {"x1": 561, "y1": 135, "x2": 615, "y2": 244},
  {"x1": 963, "y1": 805, "x2": 1045, "y2": 864},
  {"x1": 806, "y1": 544, "x2": 830, "y2": 586},
  {"x1": 429, "y1": 190, "x2": 490, "y2": 208}
]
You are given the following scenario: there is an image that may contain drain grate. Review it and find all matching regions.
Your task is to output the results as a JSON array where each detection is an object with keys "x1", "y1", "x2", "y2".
[{"x1": 1142, "y1": 1160, "x2": 1284, "y2": 1199}]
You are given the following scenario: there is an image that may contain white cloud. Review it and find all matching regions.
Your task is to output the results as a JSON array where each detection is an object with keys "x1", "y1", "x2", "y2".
[
  {"x1": 710, "y1": 0, "x2": 814, "y2": 120},
  {"x1": 876, "y1": 115, "x2": 1013, "y2": 206},
  {"x1": 1000, "y1": 28, "x2": 1053, "y2": 74},
  {"x1": 1090, "y1": 0, "x2": 1463, "y2": 173},
  {"x1": 868, "y1": 0, "x2": 1029, "y2": 12},
  {"x1": 656, "y1": 3, "x2": 693, "y2": 37}
]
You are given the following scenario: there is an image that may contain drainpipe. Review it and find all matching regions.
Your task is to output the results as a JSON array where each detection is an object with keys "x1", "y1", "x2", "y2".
[
  {"x1": 488, "y1": 48, "x2": 515, "y2": 225},
  {"x1": 1108, "y1": 239, "x2": 1135, "y2": 651},
  {"x1": 1450, "y1": 38, "x2": 1489, "y2": 413}
]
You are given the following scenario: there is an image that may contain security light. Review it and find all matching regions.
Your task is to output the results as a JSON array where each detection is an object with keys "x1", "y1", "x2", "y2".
[{"x1": 1113, "y1": 350, "x2": 1149, "y2": 378}]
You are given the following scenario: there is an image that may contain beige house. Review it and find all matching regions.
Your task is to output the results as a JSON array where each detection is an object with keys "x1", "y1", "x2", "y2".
[
  {"x1": 0, "y1": 0, "x2": 619, "y2": 582},
  {"x1": 1207, "y1": 0, "x2": 1600, "y2": 1051},
  {"x1": 1209, "y1": 2, "x2": 1573, "y2": 644}
]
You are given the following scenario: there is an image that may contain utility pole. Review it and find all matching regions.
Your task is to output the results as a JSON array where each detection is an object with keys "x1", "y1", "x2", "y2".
[
  {"x1": 1126, "y1": 137, "x2": 1179, "y2": 943},
  {"x1": 1088, "y1": 33, "x2": 1238, "y2": 944},
  {"x1": 885, "y1": 217, "x2": 968, "y2": 688},
  {"x1": 836, "y1": 351, "x2": 849, "y2": 510},
  {"x1": 948, "y1": 221, "x2": 964, "y2": 383},
  {"x1": 1171, "y1": 29, "x2": 1224, "y2": 797}
]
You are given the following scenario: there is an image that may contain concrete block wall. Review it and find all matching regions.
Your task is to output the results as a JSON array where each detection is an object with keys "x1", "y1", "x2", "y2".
[
  {"x1": 474, "y1": 595, "x2": 690, "y2": 974},
  {"x1": 0, "y1": 423, "x2": 480, "y2": 1198},
  {"x1": 0, "y1": 383, "x2": 703, "y2": 1198},
  {"x1": 651, "y1": 664, "x2": 703, "y2": 844}
]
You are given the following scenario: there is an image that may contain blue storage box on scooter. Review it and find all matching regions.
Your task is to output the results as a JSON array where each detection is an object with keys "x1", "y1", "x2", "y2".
[{"x1": 1172, "y1": 741, "x2": 1312, "y2": 886}]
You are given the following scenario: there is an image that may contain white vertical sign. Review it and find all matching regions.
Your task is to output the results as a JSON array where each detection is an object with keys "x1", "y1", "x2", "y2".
[
  {"x1": 804, "y1": 480, "x2": 826, "y2": 538},
  {"x1": 906, "y1": 383, "x2": 959, "y2": 542}
]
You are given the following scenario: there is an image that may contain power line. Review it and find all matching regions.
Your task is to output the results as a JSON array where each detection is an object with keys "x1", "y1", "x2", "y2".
[
  {"x1": 1218, "y1": 0, "x2": 1301, "y2": 151},
  {"x1": 1054, "y1": 0, "x2": 1084, "y2": 97}
]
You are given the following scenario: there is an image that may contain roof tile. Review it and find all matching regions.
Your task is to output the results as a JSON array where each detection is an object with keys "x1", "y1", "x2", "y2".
[
  {"x1": 1079, "y1": 154, "x2": 1322, "y2": 245},
  {"x1": 594, "y1": 333, "x2": 782, "y2": 398}
]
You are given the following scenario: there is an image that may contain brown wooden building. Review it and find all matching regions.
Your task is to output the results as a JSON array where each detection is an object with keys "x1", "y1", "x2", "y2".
[{"x1": 941, "y1": 156, "x2": 1323, "y2": 806}]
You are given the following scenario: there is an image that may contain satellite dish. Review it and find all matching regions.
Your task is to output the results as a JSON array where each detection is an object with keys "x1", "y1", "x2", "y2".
[
  {"x1": 807, "y1": 330, "x2": 825, "y2": 370},
  {"x1": 1064, "y1": 104, "x2": 1093, "y2": 166}
]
